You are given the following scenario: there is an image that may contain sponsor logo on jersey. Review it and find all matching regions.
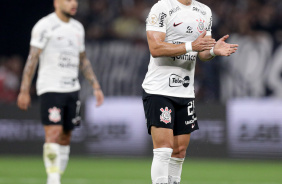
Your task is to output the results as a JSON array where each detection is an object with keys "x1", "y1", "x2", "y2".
[
  {"x1": 172, "y1": 53, "x2": 196, "y2": 61},
  {"x1": 172, "y1": 41, "x2": 184, "y2": 45},
  {"x1": 173, "y1": 22, "x2": 183, "y2": 27},
  {"x1": 59, "y1": 51, "x2": 78, "y2": 69},
  {"x1": 48, "y1": 107, "x2": 61, "y2": 123},
  {"x1": 68, "y1": 40, "x2": 74, "y2": 46},
  {"x1": 169, "y1": 6, "x2": 181, "y2": 16},
  {"x1": 169, "y1": 74, "x2": 190, "y2": 88},
  {"x1": 60, "y1": 78, "x2": 77, "y2": 87},
  {"x1": 160, "y1": 107, "x2": 172, "y2": 124},
  {"x1": 196, "y1": 19, "x2": 205, "y2": 33},
  {"x1": 186, "y1": 26, "x2": 193, "y2": 33},
  {"x1": 193, "y1": 7, "x2": 206, "y2": 15},
  {"x1": 159, "y1": 12, "x2": 167, "y2": 27},
  {"x1": 59, "y1": 60, "x2": 78, "y2": 68}
]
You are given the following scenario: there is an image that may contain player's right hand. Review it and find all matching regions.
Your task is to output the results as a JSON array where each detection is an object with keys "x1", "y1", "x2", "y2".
[
  {"x1": 192, "y1": 30, "x2": 216, "y2": 52},
  {"x1": 17, "y1": 92, "x2": 31, "y2": 110},
  {"x1": 93, "y1": 89, "x2": 104, "y2": 107}
]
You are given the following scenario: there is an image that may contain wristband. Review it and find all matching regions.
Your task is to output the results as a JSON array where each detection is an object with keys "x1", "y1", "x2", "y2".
[
  {"x1": 185, "y1": 42, "x2": 193, "y2": 53},
  {"x1": 210, "y1": 47, "x2": 217, "y2": 57}
]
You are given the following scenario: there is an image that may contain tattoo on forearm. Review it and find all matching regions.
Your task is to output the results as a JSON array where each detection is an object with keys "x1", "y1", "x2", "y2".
[
  {"x1": 20, "y1": 47, "x2": 41, "y2": 93},
  {"x1": 80, "y1": 52, "x2": 99, "y2": 87}
]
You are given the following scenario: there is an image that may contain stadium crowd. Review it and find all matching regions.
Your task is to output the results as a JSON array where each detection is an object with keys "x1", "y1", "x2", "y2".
[
  {"x1": 0, "y1": 0, "x2": 281, "y2": 103},
  {"x1": 75, "y1": 0, "x2": 281, "y2": 42}
]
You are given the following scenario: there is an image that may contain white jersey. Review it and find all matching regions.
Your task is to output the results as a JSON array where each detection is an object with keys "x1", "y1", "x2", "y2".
[
  {"x1": 30, "y1": 13, "x2": 85, "y2": 95},
  {"x1": 142, "y1": 0, "x2": 212, "y2": 98}
]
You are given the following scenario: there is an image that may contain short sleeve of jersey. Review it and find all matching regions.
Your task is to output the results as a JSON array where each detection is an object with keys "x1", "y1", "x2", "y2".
[
  {"x1": 79, "y1": 25, "x2": 85, "y2": 53},
  {"x1": 205, "y1": 7, "x2": 212, "y2": 36},
  {"x1": 146, "y1": 2, "x2": 168, "y2": 33},
  {"x1": 30, "y1": 19, "x2": 49, "y2": 49}
]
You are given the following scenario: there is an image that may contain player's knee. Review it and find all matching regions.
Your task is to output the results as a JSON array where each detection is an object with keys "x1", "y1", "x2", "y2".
[
  {"x1": 59, "y1": 137, "x2": 71, "y2": 145},
  {"x1": 155, "y1": 141, "x2": 173, "y2": 149},
  {"x1": 152, "y1": 135, "x2": 174, "y2": 148},
  {"x1": 172, "y1": 146, "x2": 187, "y2": 158}
]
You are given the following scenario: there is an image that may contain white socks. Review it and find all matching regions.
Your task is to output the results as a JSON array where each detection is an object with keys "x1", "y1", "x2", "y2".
[
  {"x1": 151, "y1": 148, "x2": 173, "y2": 184},
  {"x1": 168, "y1": 157, "x2": 185, "y2": 184},
  {"x1": 60, "y1": 145, "x2": 70, "y2": 174},
  {"x1": 43, "y1": 143, "x2": 61, "y2": 184},
  {"x1": 43, "y1": 144, "x2": 71, "y2": 184},
  {"x1": 151, "y1": 148, "x2": 185, "y2": 184}
]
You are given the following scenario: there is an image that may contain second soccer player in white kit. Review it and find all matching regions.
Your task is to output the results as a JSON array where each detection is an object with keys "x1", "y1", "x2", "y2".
[{"x1": 17, "y1": 0, "x2": 104, "y2": 184}]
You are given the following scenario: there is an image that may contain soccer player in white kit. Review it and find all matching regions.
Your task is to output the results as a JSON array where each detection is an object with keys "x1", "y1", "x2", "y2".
[
  {"x1": 142, "y1": 0, "x2": 238, "y2": 184},
  {"x1": 17, "y1": 0, "x2": 104, "y2": 184}
]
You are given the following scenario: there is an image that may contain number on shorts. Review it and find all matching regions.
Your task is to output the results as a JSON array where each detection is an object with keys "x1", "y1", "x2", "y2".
[{"x1": 187, "y1": 101, "x2": 195, "y2": 116}]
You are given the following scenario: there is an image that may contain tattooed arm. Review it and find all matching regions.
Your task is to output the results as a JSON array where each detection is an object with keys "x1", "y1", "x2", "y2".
[
  {"x1": 80, "y1": 51, "x2": 104, "y2": 106},
  {"x1": 17, "y1": 46, "x2": 41, "y2": 110}
]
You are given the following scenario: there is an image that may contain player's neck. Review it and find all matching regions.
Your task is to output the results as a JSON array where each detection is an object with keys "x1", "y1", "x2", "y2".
[
  {"x1": 55, "y1": 10, "x2": 70, "y2": 23},
  {"x1": 177, "y1": 0, "x2": 192, "y2": 6}
]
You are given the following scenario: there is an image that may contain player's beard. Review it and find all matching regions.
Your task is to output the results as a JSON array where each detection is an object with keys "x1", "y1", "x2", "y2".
[{"x1": 62, "y1": 10, "x2": 74, "y2": 18}]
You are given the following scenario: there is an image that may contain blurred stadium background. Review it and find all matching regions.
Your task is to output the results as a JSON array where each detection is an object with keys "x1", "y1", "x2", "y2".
[{"x1": 0, "y1": 0, "x2": 282, "y2": 183}]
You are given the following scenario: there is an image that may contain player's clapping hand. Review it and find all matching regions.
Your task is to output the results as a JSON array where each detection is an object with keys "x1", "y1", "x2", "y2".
[
  {"x1": 94, "y1": 89, "x2": 104, "y2": 107},
  {"x1": 214, "y1": 35, "x2": 238, "y2": 56},
  {"x1": 192, "y1": 30, "x2": 216, "y2": 52},
  {"x1": 17, "y1": 92, "x2": 31, "y2": 110}
]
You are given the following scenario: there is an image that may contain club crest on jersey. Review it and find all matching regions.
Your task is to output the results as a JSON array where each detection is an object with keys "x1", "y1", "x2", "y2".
[
  {"x1": 48, "y1": 107, "x2": 61, "y2": 123},
  {"x1": 196, "y1": 19, "x2": 205, "y2": 33},
  {"x1": 160, "y1": 107, "x2": 172, "y2": 124}
]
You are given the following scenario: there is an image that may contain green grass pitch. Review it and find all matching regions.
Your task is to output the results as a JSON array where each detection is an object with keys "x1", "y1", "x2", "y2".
[{"x1": 0, "y1": 156, "x2": 281, "y2": 184}]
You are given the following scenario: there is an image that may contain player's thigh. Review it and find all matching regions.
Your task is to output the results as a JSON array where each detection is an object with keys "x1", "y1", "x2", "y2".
[
  {"x1": 174, "y1": 99, "x2": 199, "y2": 136},
  {"x1": 172, "y1": 134, "x2": 191, "y2": 158},
  {"x1": 151, "y1": 127, "x2": 174, "y2": 149},
  {"x1": 44, "y1": 125, "x2": 63, "y2": 143},
  {"x1": 143, "y1": 95, "x2": 175, "y2": 135},
  {"x1": 63, "y1": 91, "x2": 81, "y2": 131}
]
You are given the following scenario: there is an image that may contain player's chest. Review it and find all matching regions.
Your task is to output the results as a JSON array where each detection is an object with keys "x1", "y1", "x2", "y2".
[
  {"x1": 167, "y1": 10, "x2": 207, "y2": 39},
  {"x1": 48, "y1": 27, "x2": 82, "y2": 50}
]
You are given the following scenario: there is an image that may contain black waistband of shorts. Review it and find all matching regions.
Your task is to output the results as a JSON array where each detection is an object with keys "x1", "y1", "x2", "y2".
[{"x1": 142, "y1": 90, "x2": 194, "y2": 105}]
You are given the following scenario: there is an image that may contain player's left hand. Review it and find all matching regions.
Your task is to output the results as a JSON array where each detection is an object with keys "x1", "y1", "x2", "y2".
[
  {"x1": 214, "y1": 35, "x2": 238, "y2": 56},
  {"x1": 93, "y1": 89, "x2": 104, "y2": 107}
]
